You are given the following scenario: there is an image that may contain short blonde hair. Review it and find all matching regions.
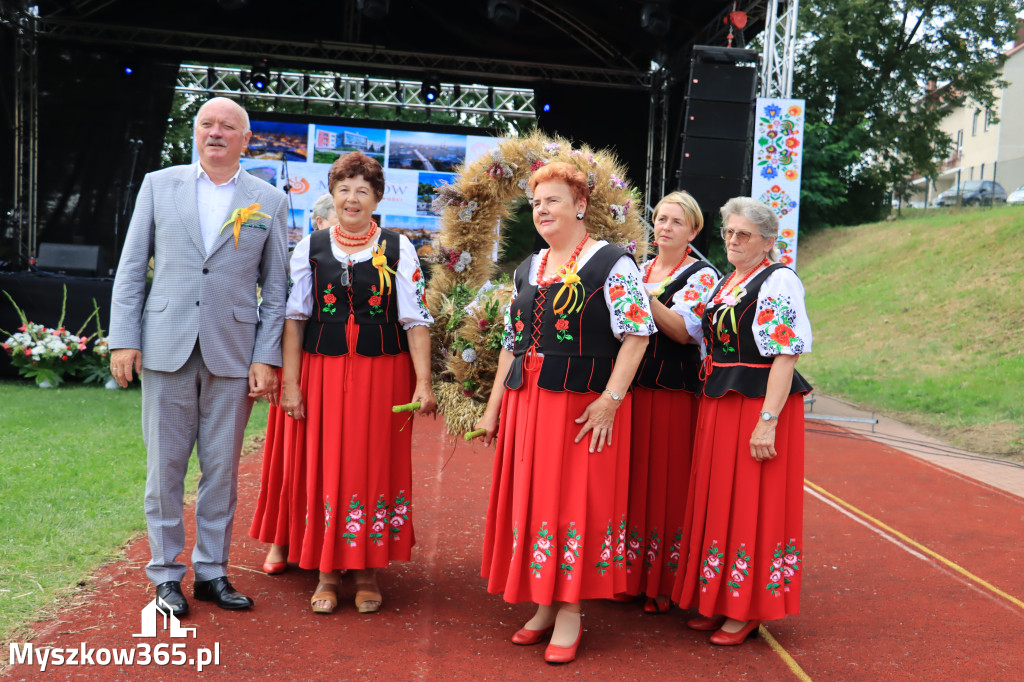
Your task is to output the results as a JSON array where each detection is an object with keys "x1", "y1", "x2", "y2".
[{"x1": 652, "y1": 190, "x2": 704, "y2": 234}]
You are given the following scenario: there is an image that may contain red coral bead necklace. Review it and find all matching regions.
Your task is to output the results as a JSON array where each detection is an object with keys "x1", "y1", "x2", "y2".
[
  {"x1": 536, "y1": 232, "x2": 590, "y2": 287},
  {"x1": 331, "y1": 220, "x2": 378, "y2": 247},
  {"x1": 713, "y1": 257, "x2": 771, "y2": 304},
  {"x1": 643, "y1": 245, "x2": 691, "y2": 283}
]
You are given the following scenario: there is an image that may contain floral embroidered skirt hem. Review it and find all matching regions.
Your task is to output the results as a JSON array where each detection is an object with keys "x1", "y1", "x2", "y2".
[
  {"x1": 672, "y1": 391, "x2": 804, "y2": 621},
  {"x1": 481, "y1": 358, "x2": 631, "y2": 605},
  {"x1": 252, "y1": 351, "x2": 416, "y2": 573},
  {"x1": 623, "y1": 387, "x2": 698, "y2": 598}
]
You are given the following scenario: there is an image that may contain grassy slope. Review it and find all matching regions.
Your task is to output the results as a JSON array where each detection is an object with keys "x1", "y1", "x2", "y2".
[
  {"x1": 0, "y1": 382, "x2": 269, "y2": 645},
  {"x1": 796, "y1": 205, "x2": 1024, "y2": 456}
]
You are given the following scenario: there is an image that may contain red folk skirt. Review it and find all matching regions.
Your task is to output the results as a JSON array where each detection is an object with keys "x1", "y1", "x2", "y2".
[
  {"x1": 672, "y1": 391, "x2": 804, "y2": 621},
  {"x1": 623, "y1": 386, "x2": 698, "y2": 598},
  {"x1": 481, "y1": 356, "x2": 631, "y2": 605},
  {"x1": 249, "y1": 350, "x2": 416, "y2": 572}
]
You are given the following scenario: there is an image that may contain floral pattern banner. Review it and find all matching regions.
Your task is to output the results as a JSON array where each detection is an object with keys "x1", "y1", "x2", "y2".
[{"x1": 751, "y1": 98, "x2": 806, "y2": 270}]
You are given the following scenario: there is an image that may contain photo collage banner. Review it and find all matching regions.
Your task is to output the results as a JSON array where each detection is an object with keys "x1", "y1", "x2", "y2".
[
  {"x1": 195, "y1": 120, "x2": 502, "y2": 250},
  {"x1": 750, "y1": 98, "x2": 805, "y2": 269}
]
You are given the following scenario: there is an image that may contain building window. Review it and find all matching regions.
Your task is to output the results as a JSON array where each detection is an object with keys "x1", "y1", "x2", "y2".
[
  {"x1": 985, "y1": 108, "x2": 992, "y2": 131},
  {"x1": 972, "y1": 110, "x2": 980, "y2": 136},
  {"x1": 969, "y1": 166, "x2": 974, "y2": 180},
  {"x1": 980, "y1": 163, "x2": 985, "y2": 179},
  {"x1": 956, "y1": 129, "x2": 963, "y2": 154}
]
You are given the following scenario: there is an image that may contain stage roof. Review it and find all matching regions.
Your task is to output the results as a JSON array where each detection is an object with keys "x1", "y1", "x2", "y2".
[{"x1": 31, "y1": 0, "x2": 746, "y2": 87}]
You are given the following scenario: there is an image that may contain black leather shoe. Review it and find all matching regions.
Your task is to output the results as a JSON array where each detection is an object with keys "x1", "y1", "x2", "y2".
[
  {"x1": 193, "y1": 576, "x2": 254, "y2": 610},
  {"x1": 155, "y1": 581, "x2": 189, "y2": 617}
]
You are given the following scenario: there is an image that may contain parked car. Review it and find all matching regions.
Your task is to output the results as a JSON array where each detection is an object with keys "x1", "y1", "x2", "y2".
[
  {"x1": 935, "y1": 180, "x2": 1008, "y2": 207},
  {"x1": 1007, "y1": 184, "x2": 1024, "y2": 205}
]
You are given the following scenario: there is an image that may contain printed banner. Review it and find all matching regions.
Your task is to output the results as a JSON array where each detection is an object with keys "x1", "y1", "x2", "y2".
[{"x1": 750, "y1": 98, "x2": 805, "y2": 270}]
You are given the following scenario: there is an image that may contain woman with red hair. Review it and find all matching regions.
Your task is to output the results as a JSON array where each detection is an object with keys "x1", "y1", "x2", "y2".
[{"x1": 477, "y1": 161, "x2": 655, "y2": 664}]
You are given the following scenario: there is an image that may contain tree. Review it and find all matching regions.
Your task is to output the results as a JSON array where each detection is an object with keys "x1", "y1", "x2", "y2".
[{"x1": 794, "y1": 0, "x2": 1022, "y2": 228}]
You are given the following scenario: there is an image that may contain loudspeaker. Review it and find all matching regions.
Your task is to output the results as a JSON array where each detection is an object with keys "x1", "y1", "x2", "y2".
[
  {"x1": 36, "y1": 243, "x2": 106, "y2": 276},
  {"x1": 676, "y1": 46, "x2": 759, "y2": 213}
]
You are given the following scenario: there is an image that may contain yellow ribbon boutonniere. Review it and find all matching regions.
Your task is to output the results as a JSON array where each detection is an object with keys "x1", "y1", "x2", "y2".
[
  {"x1": 371, "y1": 239, "x2": 397, "y2": 295},
  {"x1": 220, "y1": 203, "x2": 270, "y2": 249},
  {"x1": 652, "y1": 275, "x2": 673, "y2": 298},
  {"x1": 551, "y1": 260, "x2": 585, "y2": 315},
  {"x1": 711, "y1": 284, "x2": 746, "y2": 338}
]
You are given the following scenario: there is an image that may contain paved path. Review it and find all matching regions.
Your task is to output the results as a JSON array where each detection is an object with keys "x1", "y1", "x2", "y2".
[{"x1": 6, "y1": 398, "x2": 1024, "y2": 680}]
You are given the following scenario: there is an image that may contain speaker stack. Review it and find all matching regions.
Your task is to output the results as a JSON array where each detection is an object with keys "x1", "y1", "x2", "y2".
[{"x1": 677, "y1": 46, "x2": 760, "y2": 216}]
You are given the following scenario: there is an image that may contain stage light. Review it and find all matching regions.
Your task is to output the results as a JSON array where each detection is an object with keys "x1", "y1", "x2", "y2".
[
  {"x1": 421, "y1": 77, "x2": 441, "y2": 104},
  {"x1": 357, "y1": 0, "x2": 389, "y2": 20},
  {"x1": 248, "y1": 60, "x2": 271, "y2": 91},
  {"x1": 542, "y1": 103, "x2": 551, "y2": 112},
  {"x1": 487, "y1": 0, "x2": 520, "y2": 28},
  {"x1": 641, "y1": 2, "x2": 671, "y2": 37},
  {"x1": 122, "y1": 65, "x2": 134, "y2": 76}
]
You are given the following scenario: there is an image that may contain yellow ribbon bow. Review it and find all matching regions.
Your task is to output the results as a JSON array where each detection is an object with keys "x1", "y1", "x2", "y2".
[
  {"x1": 371, "y1": 239, "x2": 396, "y2": 295},
  {"x1": 551, "y1": 260, "x2": 585, "y2": 314},
  {"x1": 711, "y1": 285, "x2": 744, "y2": 338},
  {"x1": 220, "y1": 203, "x2": 270, "y2": 249}
]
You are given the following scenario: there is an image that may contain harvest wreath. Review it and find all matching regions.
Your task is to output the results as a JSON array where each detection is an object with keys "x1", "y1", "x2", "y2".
[{"x1": 425, "y1": 130, "x2": 649, "y2": 437}]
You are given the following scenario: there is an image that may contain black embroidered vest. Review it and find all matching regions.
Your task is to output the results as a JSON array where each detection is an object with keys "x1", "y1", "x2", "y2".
[
  {"x1": 701, "y1": 263, "x2": 812, "y2": 399},
  {"x1": 504, "y1": 243, "x2": 626, "y2": 393},
  {"x1": 302, "y1": 227, "x2": 410, "y2": 357},
  {"x1": 632, "y1": 260, "x2": 712, "y2": 393}
]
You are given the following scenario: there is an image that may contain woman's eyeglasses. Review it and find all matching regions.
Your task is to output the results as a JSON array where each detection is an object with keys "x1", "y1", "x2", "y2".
[{"x1": 720, "y1": 228, "x2": 756, "y2": 243}]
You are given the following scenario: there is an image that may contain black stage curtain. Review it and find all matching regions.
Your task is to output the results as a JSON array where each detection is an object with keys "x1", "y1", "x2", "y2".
[
  {"x1": 0, "y1": 271, "x2": 115, "y2": 380},
  {"x1": 33, "y1": 41, "x2": 178, "y2": 271}
]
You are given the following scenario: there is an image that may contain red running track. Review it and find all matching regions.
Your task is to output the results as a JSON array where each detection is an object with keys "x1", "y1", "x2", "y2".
[{"x1": 6, "y1": 418, "x2": 1023, "y2": 680}]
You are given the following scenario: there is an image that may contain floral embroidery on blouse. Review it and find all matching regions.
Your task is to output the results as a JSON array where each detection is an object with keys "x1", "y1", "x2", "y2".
[
  {"x1": 669, "y1": 266, "x2": 719, "y2": 328},
  {"x1": 609, "y1": 272, "x2": 654, "y2": 334},
  {"x1": 412, "y1": 266, "x2": 430, "y2": 320},
  {"x1": 559, "y1": 522, "x2": 582, "y2": 578},
  {"x1": 341, "y1": 494, "x2": 365, "y2": 547},
  {"x1": 501, "y1": 295, "x2": 515, "y2": 351},
  {"x1": 756, "y1": 294, "x2": 806, "y2": 354},
  {"x1": 766, "y1": 540, "x2": 801, "y2": 595},
  {"x1": 727, "y1": 544, "x2": 751, "y2": 596},
  {"x1": 530, "y1": 521, "x2": 554, "y2": 578}
]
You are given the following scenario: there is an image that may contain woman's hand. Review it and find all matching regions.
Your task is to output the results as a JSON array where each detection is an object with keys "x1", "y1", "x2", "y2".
[
  {"x1": 280, "y1": 381, "x2": 305, "y2": 421},
  {"x1": 749, "y1": 420, "x2": 778, "y2": 461},
  {"x1": 574, "y1": 394, "x2": 620, "y2": 453},
  {"x1": 475, "y1": 408, "x2": 500, "y2": 447},
  {"x1": 411, "y1": 380, "x2": 437, "y2": 417}
]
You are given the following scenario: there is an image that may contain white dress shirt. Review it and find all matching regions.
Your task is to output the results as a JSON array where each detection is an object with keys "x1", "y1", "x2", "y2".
[{"x1": 195, "y1": 163, "x2": 243, "y2": 255}]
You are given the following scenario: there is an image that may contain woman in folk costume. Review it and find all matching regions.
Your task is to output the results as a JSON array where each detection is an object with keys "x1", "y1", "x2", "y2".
[
  {"x1": 674, "y1": 196, "x2": 812, "y2": 645},
  {"x1": 476, "y1": 162, "x2": 655, "y2": 664},
  {"x1": 251, "y1": 151, "x2": 436, "y2": 615},
  {"x1": 620, "y1": 191, "x2": 719, "y2": 613}
]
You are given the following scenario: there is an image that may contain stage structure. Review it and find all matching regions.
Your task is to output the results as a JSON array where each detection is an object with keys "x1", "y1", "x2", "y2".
[
  {"x1": 176, "y1": 65, "x2": 537, "y2": 120},
  {"x1": 2, "y1": 0, "x2": 803, "y2": 271}
]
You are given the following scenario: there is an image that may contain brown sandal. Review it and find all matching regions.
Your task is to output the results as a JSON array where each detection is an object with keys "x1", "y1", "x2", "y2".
[
  {"x1": 310, "y1": 582, "x2": 340, "y2": 614},
  {"x1": 353, "y1": 573, "x2": 382, "y2": 614}
]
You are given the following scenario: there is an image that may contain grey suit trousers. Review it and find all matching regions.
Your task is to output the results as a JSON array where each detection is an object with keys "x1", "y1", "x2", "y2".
[{"x1": 143, "y1": 342, "x2": 253, "y2": 584}]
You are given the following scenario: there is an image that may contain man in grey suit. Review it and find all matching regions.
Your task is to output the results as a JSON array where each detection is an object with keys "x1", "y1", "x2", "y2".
[{"x1": 108, "y1": 97, "x2": 288, "y2": 616}]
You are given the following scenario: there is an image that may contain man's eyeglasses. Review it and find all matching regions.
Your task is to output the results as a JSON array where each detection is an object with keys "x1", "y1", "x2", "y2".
[{"x1": 720, "y1": 228, "x2": 756, "y2": 244}]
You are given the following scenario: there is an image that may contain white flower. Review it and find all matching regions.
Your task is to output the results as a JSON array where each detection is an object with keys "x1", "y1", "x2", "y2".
[
  {"x1": 461, "y1": 348, "x2": 477, "y2": 363},
  {"x1": 453, "y1": 261, "x2": 466, "y2": 273},
  {"x1": 458, "y1": 251, "x2": 473, "y2": 265}
]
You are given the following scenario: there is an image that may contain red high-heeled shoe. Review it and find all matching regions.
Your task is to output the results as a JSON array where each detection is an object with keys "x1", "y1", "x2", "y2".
[
  {"x1": 709, "y1": 620, "x2": 761, "y2": 646},
  {"x1": 544, "y1": 621, "x2": 583, "y2": 664},
  {"x1": 643, "y1": 596, "x2": 671, "y2": 614},
  {"x1": 262, "y1": 560, "x2": 287, "y2": 575},
  {"x1": 686, "y1": 614, "x2": 726, "y2": 631},
  {"x1": 511, "y1": 622, "x2": 553, "y2": 646}
]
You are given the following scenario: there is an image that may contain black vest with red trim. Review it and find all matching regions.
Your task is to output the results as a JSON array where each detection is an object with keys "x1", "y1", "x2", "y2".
[
  {"x1": 504, "y1": 243, "x2": 626, "y2": 393},
  {"x1": 632, "y1": 260, "x2": 711, "y2": 393},
  {"x1": 701, "y1": 263, "x2": 812, "y2": 398},
  {"x1": 302, "y1": 227, "x2": 410, "y2": 357}
]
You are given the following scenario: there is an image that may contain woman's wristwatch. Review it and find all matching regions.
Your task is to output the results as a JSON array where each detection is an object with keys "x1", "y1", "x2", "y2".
[
  {"x1": 760, "y1": 411, "x2": 778, "y2": 422},
  {"x1": 603, "y1": 389, "x2": 624, "y2": 403}
]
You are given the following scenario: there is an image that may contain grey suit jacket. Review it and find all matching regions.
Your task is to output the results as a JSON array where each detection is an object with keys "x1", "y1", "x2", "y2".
[{"x1": 109, "y1": 163, "x2": 289, "y2": 377}]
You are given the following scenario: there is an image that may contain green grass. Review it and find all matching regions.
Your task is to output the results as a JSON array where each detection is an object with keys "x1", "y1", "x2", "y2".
[
  {"x1": 797, "y1": 205, "x2": 1024, "y2": 456},
  {"x1": 0, "y1": 381, "x2": 268, "y2": 645}
]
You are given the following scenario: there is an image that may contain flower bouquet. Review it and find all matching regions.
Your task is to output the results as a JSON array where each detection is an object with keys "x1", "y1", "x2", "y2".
[{"x1": 2, "y1": 288, "x2": 89, "y2": 387}]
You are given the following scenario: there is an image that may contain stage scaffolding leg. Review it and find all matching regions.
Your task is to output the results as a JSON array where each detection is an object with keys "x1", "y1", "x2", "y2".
[
  {"x1": 644, "y1": 66, "x2": 670, "y2": 212},
  {"x1": 7, "y1": 2, "x2": 39, "y2": 268}
]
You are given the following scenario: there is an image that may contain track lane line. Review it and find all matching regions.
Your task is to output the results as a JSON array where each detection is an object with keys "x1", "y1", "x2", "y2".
[
  {"x1": 805, "y1": 478, "x2": 1024, "y2": 612},
  {"x1": 759, "y1": 625, "x2": 814, "y2": 682}
]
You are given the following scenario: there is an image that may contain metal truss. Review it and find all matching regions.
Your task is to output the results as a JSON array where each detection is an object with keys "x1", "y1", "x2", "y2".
[
  {"x1": 759, "y1": 0, "x2": 799, "y2": 98},
  {"x1": 644, "y1": 67, "x2": 671, "y2": 207},
  {"x1": 34, "y1": 16, "x2": 651, "y2": 90},
  {"x1": 176, "y1": 65, "x2": 537, "y2": 119},
  {"x1": 2, "y1": 3, "x2": 39, "y2": 267}
]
